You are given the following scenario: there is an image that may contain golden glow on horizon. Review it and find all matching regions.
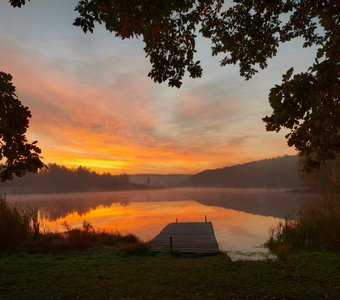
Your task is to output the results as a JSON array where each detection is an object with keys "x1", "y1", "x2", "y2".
[
  {"x1": 59, "y1": 158, "x2": 128, "y2": 172},
  {"x1": 0, "y1": 31, "x2": 297, "y2": 175}
]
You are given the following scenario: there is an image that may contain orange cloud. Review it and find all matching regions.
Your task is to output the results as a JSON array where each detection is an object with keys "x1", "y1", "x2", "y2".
[{"x1": 0, "y1": 34, "x2": 296, "y2": 174}]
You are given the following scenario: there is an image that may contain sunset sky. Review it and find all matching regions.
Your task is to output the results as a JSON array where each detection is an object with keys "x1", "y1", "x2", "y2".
[{"x1": 0, "y1": 1, "x2": 317, "y2": 174}]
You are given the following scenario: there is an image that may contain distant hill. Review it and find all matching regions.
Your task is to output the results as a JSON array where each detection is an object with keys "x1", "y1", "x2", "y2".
[
  {"x1": 188, "y1": 156, "x2": 304, "y2": 188},
  {"x1": 130, "y1": 174, "x2": 191, "y2": 187}
]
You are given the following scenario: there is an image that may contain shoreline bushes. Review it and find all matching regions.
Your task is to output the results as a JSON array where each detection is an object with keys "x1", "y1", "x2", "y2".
[
  {"x1": 266, "y1": 197, "x2": 340, "y2": 258},
  {"x1": 0, "y1": 195, "x2": 39, "y2": 250},
  {"x1": 0, "y1": 196, "x2": 147, "y2": 253}
]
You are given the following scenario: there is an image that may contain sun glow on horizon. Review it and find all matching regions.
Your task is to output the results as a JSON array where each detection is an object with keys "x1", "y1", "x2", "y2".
[{"x1": 0, "y1": 0, "x2": 302, "y2": 175}]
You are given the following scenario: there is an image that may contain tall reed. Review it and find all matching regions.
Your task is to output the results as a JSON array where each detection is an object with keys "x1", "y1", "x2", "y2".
[
  {"x1": 266, "y1": 197, "x2": 340, "y2": 258},
  {"x1": 0, "y1": 196, "x2": 147, "y2": 253},
  {"x1": 0, "y1": 195, "x2": 39, "y2": 250}
]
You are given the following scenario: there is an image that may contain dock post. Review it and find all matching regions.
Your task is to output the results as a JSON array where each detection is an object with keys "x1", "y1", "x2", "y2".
[
  {"x1": 176, "y1": 218, "x2": 178, "y2": 223},
  {"x1": 170, "y1": 236, "x2": 173, "y2": 253},
  {"x1": 205, "y1": 215, "x2": 207, "y2": 222}
]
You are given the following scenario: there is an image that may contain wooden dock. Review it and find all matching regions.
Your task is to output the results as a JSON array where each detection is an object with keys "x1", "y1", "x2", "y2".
[{"x1": 150, "y1": 222, "x2": 219, "y2": 253}]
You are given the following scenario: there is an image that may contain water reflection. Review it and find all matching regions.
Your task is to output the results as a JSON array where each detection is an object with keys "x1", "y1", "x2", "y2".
[
  {"x1": 7, "y1": 188, "x2": 331, "y2": 260},
  {"x1": 8, "y1": 188, "x2": 324, "y2": 220}
]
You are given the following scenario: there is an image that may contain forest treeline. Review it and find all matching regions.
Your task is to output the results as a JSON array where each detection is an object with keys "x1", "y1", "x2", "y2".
[
  {"x1": 0, "y1": 164, "x2": 145, "y2": 194},
  {"x1": 1, "y1": 156, "x2": 338, "y2": 194},
  {"x1": 189, "y1": 156, "x2": 340, "y2": 193}
]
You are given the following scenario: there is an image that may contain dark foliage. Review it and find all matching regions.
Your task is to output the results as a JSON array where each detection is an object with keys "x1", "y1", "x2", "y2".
[
  {"x1": 8, "y1": 0, "x2": 28, "y2": 7},
  {"x1": 0, "y1": 195, "x2": 39, "y2": 250},
  {"x1": 0, "y1": 72, "x2": 45, "y2": 182},
  {"x1": 0, "y1": 195, "x2": 147, "y2": 253},
  {"x1": 73, "y1": 0, "x2": 340, "y2": 171},
  {"x1": 7, "y1": 0, "x2": 340, "y2": 171},
  {"x1": 30, "y1": 221, "x2": 148, "y2": 253},
  {"x1": 266, "y1": 198, "x2": 340, "y2": 258},
  {"x1": 298, "y1": 156, "x2": 340, "y2": 193}
]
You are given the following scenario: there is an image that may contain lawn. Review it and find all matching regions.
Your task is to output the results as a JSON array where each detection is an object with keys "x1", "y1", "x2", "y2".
[{"x1": 0, "y1": 248, "x2": 339, "y2": 299}]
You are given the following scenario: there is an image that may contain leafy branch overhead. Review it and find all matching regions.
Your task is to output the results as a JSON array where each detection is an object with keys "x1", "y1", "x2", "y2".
[
  {"x1": 0, "y1": 72, "x2": 45, "y2": 181},
  {"x1": 5, "y1": 0, "x2": 340, "y2": 173},
  {"x1": 73, "y1": 0, "x2": 339, "y2": 171}
]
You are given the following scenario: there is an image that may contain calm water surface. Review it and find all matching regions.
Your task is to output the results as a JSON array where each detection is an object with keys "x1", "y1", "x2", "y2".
[{"x1": 7, "y1": 188, "x2": 324, "y2": 260}]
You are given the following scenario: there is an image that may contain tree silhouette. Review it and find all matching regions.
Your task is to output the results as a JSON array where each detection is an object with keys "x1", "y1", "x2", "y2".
[
  {"x1": 4, "y1": 0, "x2": 339, "y2": 172},
  {"x1": 72, "y1": 0, "x2": 339, "y2": 172},
  {"x1": 8, "y1": 0, "x2": 27, "y2": 7},
  {"x1": 0, "y1": 72, "x2": 45, "y2": 181},
  {"x1": 298, "y1": 156, "x2": 340, "y2": 193}
]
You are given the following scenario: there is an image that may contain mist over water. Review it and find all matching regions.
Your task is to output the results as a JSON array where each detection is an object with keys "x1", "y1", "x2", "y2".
[{"x1": 6, "y1": 188, "x2": 328, "y2": 260}]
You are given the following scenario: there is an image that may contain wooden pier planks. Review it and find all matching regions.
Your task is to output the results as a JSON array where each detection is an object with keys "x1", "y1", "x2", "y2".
[{"x1": 150, "y1": 222, "x2": 219, "y2": 253}]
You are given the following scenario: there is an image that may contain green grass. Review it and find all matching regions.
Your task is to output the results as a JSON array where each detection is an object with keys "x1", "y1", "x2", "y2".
[
  {"x1": 0, "y1": 249, "x2": 339, "y2": 299},
  {"x1": 1, "y1": 196, "x2": 339, "y2": 299}
]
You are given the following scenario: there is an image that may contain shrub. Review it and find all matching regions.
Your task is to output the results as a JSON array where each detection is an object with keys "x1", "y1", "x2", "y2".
[
  {"x1": 0, "y1": 195, "x2": 39, "y2": 250},
  {"x1": 31, "y1": 221, "x2": 148, "y2": 253},
  {"x1": 0, "y1": 196, "x2": 148, "y2": 254},
  {"x1": 118, "y1": 240, "x2": 149, "y2": 254},
  {"x1": 266, "y1": 197, "x2": 340, "y2": 257},
  {"x1": 61, "y1": 221, "x2": 95, "y2": 250}
]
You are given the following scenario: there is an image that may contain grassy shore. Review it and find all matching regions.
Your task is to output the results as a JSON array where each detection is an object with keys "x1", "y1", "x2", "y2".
[
  {"x1": 1, "y1": 248, "x2": 339, "y2": 299},
  {"x1": 1, "y1": 196, "x2": 339, "y2": 299}
]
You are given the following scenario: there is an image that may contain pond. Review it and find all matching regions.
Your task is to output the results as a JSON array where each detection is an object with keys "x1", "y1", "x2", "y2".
[{"x1": 7, "y1": 188, "x2": 323, "y2": 260}]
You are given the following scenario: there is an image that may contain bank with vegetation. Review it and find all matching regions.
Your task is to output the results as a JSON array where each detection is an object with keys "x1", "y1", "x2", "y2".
[{"x1": 1, "y1": 196, "x2": 340, "y2": 299}]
